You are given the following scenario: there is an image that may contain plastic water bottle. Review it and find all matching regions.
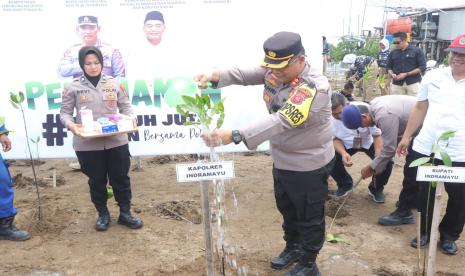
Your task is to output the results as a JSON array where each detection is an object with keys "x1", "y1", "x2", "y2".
[{"x1": 80, "y1": 107, "x2": 94, "y2": 133}]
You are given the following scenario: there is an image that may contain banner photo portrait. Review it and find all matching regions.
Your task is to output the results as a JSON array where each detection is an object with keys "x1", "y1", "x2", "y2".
[{"x1": 0, "y1": 0, "x2": 323, "y2": 159}]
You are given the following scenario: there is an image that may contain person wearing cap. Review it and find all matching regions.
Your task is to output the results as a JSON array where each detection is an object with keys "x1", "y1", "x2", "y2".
[
  {"x1": 58, "y1": 15, "x2": 125, "y2": 79},
  {"x1": 344, "y1": 55, "x2": 379, "y2": 102},
  {"x1": 396, "y1": 34, "x2": 465, "y2": 255},
  {"x1": 0, "y1": 118, "x2": 31, "y2": 241},
  {"x1": 387, "y1": 32, "x2": 426, "y2": 96},
  {"x1": 377, "y1": 38, "x2": 391, "y2": 95},
  {"x1": 341, "y1": 95, "x2": 420, "y2": 225},
  {"x1": 329, "y1": 93, "x2": 391, "y2": 202},
  {"x1": 60, "y1": 46, "x2": 142, "y2": 232},
  {"x1": 196, "y1": 31, "x2": 333, "y2": 276}
]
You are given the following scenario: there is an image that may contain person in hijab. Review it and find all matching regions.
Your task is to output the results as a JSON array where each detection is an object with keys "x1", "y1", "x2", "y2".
[
  {"x1": 60, "y1": 46, "x2": 142, "y2": 231},
  {"x1": 378, "y1": 38, "x2": 391, "y2": 95}
]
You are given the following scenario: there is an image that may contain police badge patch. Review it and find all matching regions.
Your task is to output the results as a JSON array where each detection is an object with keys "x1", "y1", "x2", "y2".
[{"x1": 278, "y1": 83, "x2": 317, "y2": 126}]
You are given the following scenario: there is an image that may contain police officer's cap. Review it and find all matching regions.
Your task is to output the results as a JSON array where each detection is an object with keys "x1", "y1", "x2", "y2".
[
  {"x1": 78, "y1": 16, "x2": 98, "y2": 26},
  {"x1": 262, "y1": 32, "x2": 305, "y2": 69},
  {"x1": 145, "y1": 11, "x2": 165, "y2": 24},
  {"x1": 341, "y1": 104, "x2": 362, "y2": 130}
]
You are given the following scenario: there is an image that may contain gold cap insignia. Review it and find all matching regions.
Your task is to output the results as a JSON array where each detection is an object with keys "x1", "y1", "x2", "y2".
[{"x1": 268, "y1": 51, "x2": 276, "y2": 58}]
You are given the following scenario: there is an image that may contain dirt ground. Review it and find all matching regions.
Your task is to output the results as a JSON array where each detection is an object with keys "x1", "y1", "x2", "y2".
[{"x1": 1, "y1": 151, "x2": 464, "y2": 276}]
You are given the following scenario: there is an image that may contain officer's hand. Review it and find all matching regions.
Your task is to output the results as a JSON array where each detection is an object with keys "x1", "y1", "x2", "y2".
[
  {"x1": 396, "y1": 136, "x2": 411, "y2": 157},
  {"x1": 361, "y1": 165, "x2": 374, "y2": 179},
  {"x1": 396, "y1": 73, "x2": 408, "y2": 81},
  {"x1": 342, "y1": 153, "x2": 353, "y2": 167},
  {"x1": 0, "y1": 134, "x2": 11, "y2": 152},
  {"x1": 193, "y1": 70, "x2": 220, "y2": 89},
  {"x1": 132, "y1": 118, "x2": 138, "y2": 129},
  {"x1": 202, "y1": 129, "x2": 232, "y2": 147},
  {"x1": 68, "y1": 123, "x2": 83, "y2": 138}
]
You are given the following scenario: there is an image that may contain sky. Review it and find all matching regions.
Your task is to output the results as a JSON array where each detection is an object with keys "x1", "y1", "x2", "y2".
[{"x1": 323, "y1": 0, "x2": 465, "y2": 44}]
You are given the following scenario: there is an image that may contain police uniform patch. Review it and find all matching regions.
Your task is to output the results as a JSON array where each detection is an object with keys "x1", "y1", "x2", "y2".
[
  {"x1": 278, "y1": 83, "x2": 317, "y2": 127},
  {"x1": 103, "y1": 82, "x2": 113, "y2": 88},
  {"x1": 263, "y1": 93, "x2": 271, "y2": 103},
  {"x1": 62, "y1": 88, "x2": 69, "y2": 98},
  {"x1": 79, "y1": 95, "x2": 90, "y2": 102},
  {"x1": 103, "y1": 92, "x2": 117, "y2": 101},
  {"x1": 120, "y1": 83, "x2": 128, "y2": 97}
]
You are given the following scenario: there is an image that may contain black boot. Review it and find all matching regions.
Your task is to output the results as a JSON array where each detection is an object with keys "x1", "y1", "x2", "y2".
[
  {"x1": 95, "y1": 207, "x2": 110, "y2": 231},
  {"x1": 118, "y1": 204, "x2": 143, "y2": 229},
  {"x1": 270, "y1": 243, "x2": 302, "y2": 269},
  {"x1": 378, "y1": 208, "x2": 414, "y2": 225},
  {"x1": 0, "y1": 216, "x2": 31, "y2": 241},
  {"x1": 285, "y1": 252, "x2": 320, "y2": 276}
]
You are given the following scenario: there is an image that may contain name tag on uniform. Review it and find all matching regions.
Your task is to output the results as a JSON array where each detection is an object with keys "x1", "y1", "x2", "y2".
[{"x1": 353, "y1": 136, "x2": 362, "y2": 149}]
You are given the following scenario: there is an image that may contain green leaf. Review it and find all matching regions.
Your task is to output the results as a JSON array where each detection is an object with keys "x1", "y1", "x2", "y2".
[
  {"x1": 438, "y1": 130, "x2": 456, "y2": 141},
  {"x1": 9, "y1": 100, "x2": 20, "y2": 110},
  {"x1": 183, "y1": 121, "x2": 194, "y2": 126},
  {"x1": 18, "y1": 91, "x2": 25, "y2": 103},
  {"x1": 326, "y1": 233, "x2": 346, "y2": 244},
  {"x1": 36, "y1": 136, "x2": 40, "y2": 143},
  {"x1": 440, "y1": 151, "x2": 452, "y2": 167},
  {"x1": 176, "y1": 105, "x2": 189, "y2": 117},
  {"x1": 0, "y1": 117, "x2": 4, "y2": 126},
  {"x1": 431, "y1": 143, "x2": 441, "y2": 157},
  {"x1": 181, "y1": 95, "x2": 196, "y2": 106},
  {"x1": 409, "y1": 157, "x2": 431, "y2": 167},
  {"x1": 431, "y1": 181, "x2": 437, "y2": 188},
  {"x1": 10, "y1": 92, "x2": 19, "y2": 104},
  {"x1": 216, "y1": 113, "x2": 225, "y2": 129}
]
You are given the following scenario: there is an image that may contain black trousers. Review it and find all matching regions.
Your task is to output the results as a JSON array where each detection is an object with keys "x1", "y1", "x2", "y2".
[
  {"x1": 397, "y1": 145, "x2": 421, "y2": 210},
  {"x1": 330, "y1": 144, "x2": 393, "y2": 191},
  {"x1": 76, "y1": 144, "x2": 132, "y2": 211},
  {"x1": 411, "y1": 150, "x2": 465, "y2": 241},
  {"x1": 273, "y1": 158, "x2": 335, "y2": 255}
]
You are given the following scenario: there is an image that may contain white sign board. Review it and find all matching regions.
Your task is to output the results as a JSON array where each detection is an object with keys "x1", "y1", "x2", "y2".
[
  {"x1": 176, "y1": 161, "x2": 235, "y2": 183},
  {"x1": 416, "y1": 166, "x2": 465, "y2": 183}
]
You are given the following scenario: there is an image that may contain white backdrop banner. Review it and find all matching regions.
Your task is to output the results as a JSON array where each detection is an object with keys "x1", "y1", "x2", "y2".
[{"x1": 0, "y1": 0, "x2": 323, "y2": 159}]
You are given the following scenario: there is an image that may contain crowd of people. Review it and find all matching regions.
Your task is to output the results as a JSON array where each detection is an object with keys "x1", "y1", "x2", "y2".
[{"x1": 1, "y1": 25, "x2": 464, "y2": 276}]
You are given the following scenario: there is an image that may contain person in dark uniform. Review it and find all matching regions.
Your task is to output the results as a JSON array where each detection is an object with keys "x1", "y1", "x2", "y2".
[
  {"x1": 197, "y1": 31, "x2": 333, "y2": 276},
  {"x1": 60, "y1": 46, "x2": 142, "y2": 231},
  {"x1": 0, "y1": 118, "x2": 31, "y2": 241},
  {"x1": 334, "y1": 81, "x2": 355, "y2": 102}
]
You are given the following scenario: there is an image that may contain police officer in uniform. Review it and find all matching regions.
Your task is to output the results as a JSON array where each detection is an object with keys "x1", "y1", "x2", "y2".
[
  {"x1": 58, "y1": 16, "x2": 125, "y2": 79},
  {"x1": 341, "y1": 95, "x2": 420, "y2": 225},
  {"x1": 197, "y1": 32, "x2": 334, "y2": 276},
  {"x1": 0, "y1": 118, "x2": 31, "y2": 241},
  {"x1": 60, "y1": 46, "x2": 142, "y2": 231}
]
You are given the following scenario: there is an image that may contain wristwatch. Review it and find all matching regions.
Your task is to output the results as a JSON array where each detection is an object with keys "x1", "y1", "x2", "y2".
[{"x1": 231, "y1": 130, "x2": 242, "y2": 145}]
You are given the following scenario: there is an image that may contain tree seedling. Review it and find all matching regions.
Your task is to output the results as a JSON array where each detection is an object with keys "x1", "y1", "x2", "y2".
[{"x1": 10, "y1": 91, "x2": 43, "y2": 220}]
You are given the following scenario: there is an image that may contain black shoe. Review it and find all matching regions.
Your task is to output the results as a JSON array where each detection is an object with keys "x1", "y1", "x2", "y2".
[
  {"x1": 95, "y1": 212, "x2": 110, "y2": 231},
  {"x1": 410, "y1": 235, "x2": 429, "y2": 249},
  {"x1": 368, "y1": 185, "x2": 385, "y2": 203},
  {"x1": 0, "y1": 216, "x2": 31, "y2": 241},
  {"x1": 440, "y1": 239, "x2": 457, "y2": 255},
  {"x1": 270, "y1": 244, "x2": 302, "y2": 270},
  {"x1": 378, "y1": 208, "x2": 414, "y2": 225},
  {"x1": 118, "y1": 211, "x2": 143, "y2": 229},
  {"x1": 335, "y1": 186, "x2": 353, "y2": 198},
  {"x1": 285, "y1": 262, "x2": 321, "y2": 276}
]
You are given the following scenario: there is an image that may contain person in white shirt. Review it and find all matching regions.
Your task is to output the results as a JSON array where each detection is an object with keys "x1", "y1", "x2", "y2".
[
  {"x1": 330, "y1": 92, "x2": 392, "y2": 202},
  {"x1": 396, "y1": 34, "x2": 465, "y2": 255}
]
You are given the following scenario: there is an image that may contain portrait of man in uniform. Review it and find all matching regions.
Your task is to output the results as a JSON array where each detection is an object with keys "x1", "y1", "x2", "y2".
[{"x1": 58, "y1": 15, "x2": 126, "y2": 79}]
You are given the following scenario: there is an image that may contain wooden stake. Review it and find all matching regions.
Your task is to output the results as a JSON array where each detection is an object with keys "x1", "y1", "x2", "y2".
[
  {"x1": 200, "y1": 180, "x2": 214, "y2": 276},
  {"x1": 417, "y1": 211, "x2": 421, "y2": 273},
  {"x1": 426, "y1": 182, "x2": 445, "y2": 276},
  {"x1": 52, "y1": 169, "x2": 57, "y2": 188}
]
